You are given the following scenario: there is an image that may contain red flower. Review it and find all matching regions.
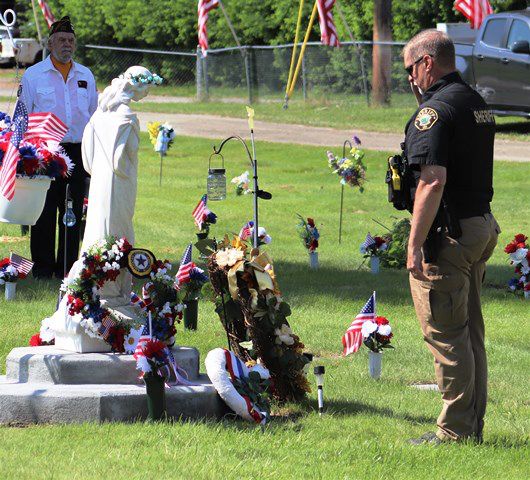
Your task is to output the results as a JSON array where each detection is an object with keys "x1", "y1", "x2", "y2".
[
  {"x1": 375, "y1": 316, "x2": 389, "y2": 325},
  {"x1": 524, "y1": 284, "x2": 530, "y2": 292},
  {"x1": 517, "y1": 243, "x2": 526, "y2": 250},
  {"x1": 142, "y1": 339, "x2": 166, "y2": 359},
  {"x1": 109, "y1": 326, "x2": 126, "y2": 353},
  {"x1": 119, "y1": 238, "x2": 132, "y2": 253},
  {"x1": 0, "y1": 257, "x2": 9, "y2": 268},
  {"x1": 374, "y1": 237, "x2": 386, "y2": 247},
  {"x1": 29, "y1": 333, "x2": 43, "y2": 347},
  {"x1": 307, "y1": 218, "x2": 315, "y2": 227},
  {"x1": 514, "y1": 234, "x2": 527, "y2": 244},
  {"x1": 21, "y1": 157, "x2": 40, "y2": 176},
  {"x1": 504, "y1": 242, "x2": 518, "y2": 254}
]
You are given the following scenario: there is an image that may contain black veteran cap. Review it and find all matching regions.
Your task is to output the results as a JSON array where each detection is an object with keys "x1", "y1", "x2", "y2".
[{"x1": 49, "y1": 16, "x2": 75, "y2": 36}]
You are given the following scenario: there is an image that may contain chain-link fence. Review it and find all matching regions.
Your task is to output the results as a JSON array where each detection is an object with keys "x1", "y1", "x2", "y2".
[{"x1": 79, "y1": 41, "x2": 409, "y2": 105}]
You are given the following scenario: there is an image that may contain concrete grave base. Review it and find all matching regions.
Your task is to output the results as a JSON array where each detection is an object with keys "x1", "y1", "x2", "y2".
[{"x1": 0, "y1": 346, "x2": 226, "y2": 424}]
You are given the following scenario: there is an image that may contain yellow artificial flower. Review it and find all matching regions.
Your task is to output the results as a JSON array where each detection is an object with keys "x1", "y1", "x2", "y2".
[{"x1": 147, "y1": 121, "x2": 161, "y2": 147}]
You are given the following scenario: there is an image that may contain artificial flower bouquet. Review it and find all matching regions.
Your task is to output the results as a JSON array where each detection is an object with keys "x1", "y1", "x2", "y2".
[
  {"x1": 231, "y1": 171, "x2": 251, "y2": 195},
  {"x1": 504, "y1": 233, "x2": 529, "y2": 297},
  {"x1": 0, "y1": 112, "x2": 72, "y2": 179},
  {"x1": 296, "y1": 215, "x2": 320, "y2": 252},
  {"x1": 0, "y1": 257, "x2": 22, "y2": 284},
  {"x1": 327, "y1": 136, "x2": 367, "y2": 191},
  {"x1": 207, "y1": 235, "x2": 310, "y2": 402},
  {"x1": 178, "y1": 264, "x2": 209, "y2": 302},
  {"x1": 238, "y1": 220, "x2": 272, "y2": 246},
  {"x1": 361, "y1": 316, "x2": 394, "y2": 353},
  {"x1": 147, "y1": 121, "x2": 175, "y2": 155},
  {"x1": 360, "y1": 233, "x2": 389, "y2": 259},
  {"x1": 135, "y1": 337, "x2": 172, "y2": 380}
]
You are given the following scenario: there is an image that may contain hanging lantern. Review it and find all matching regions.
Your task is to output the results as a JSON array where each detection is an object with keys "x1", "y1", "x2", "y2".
[{"x1": 207, "y1": 153, "x2": 226, "y2": 201}]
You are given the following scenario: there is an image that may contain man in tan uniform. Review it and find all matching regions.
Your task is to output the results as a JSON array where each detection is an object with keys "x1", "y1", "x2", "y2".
[{"x1": 402, "y1": 30, "x2": 500, "y2": 444}]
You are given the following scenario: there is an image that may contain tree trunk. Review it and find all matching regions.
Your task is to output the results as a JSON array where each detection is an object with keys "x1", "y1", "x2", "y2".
[{"x1": 372, "y1": 0, "x2": 393, "y2": 106}]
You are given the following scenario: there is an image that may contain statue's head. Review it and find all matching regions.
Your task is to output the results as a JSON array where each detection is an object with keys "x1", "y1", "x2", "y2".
[{"x1": 98, "y1": 65, "x2": 163, "y2": 112}]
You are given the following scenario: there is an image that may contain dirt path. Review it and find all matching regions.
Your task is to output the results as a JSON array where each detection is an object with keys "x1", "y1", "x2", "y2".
[{"x1": 137, "y1": 111, "x2": 529, "y2": 163}]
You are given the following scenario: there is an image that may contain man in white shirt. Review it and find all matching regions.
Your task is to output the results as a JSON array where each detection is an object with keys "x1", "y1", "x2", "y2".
[{"x1": 21, "y1": 16, "x2": 97, "y2": 279}]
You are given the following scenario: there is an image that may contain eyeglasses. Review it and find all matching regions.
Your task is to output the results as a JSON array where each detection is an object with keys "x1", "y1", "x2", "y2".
[{"x1": 405, "y1": 54, "x2": 432, "y2": 76}]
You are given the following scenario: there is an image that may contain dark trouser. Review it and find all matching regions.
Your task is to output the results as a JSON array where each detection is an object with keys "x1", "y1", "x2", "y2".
[
  {"x1": 410, "y1": 213, "x2": 500, "y2": 441},
  {"x1": 30, "y1": 143, "x2": 88, "y2": 278}
]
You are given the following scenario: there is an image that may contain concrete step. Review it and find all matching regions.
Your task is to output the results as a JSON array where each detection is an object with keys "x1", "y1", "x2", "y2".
[
  {"x1": 0, "y1": 375, "x2": 226, "y2": 424},
  {"x1": 6, "y1": 346, "x2": 200, "y2": 385}
]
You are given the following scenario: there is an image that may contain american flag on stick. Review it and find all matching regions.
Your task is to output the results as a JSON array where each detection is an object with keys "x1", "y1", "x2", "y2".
[
  {"x1": 192, "y1": 194, "x2": 209, "y2": 229},
  {"x1": 198, "y1": 0, "x2": 219, "y2": 55},
  {"x1": 25, "y1": 112, "x2": 68, "y2": 143},
  {"x1": 454, "y1": 0, "x2": 493, "y2": 29},
  {"x1": 98, "y1": 316, "x2": 116, "y2": 341},
  {"x1": 176, "y1": 244, "x2": 194, "y2": 285},
  {"x1": 38, "y1": 0, "x2": 56, "y2": 28},
  {"x1": 360, "y1": 233, "x2": 376, "y2": 251},
  {"x1": 133, "y1": 324, "x2": 152, "y2": 359},
  {"x1": 342, "y1": 292, "x2": 376, "y2": 356},
  {"x1": 0, "y1": 101, "x2": 28, "y2": 200},
  {"x1": 239, "y1": 221, "x2": 253, "y2": 241},
  {"x1": 9, "y1": 253, "x2": 33, "y2": 279},
  {"x1": 316, "y1": 0, "x2": 340, "y2": 47}
]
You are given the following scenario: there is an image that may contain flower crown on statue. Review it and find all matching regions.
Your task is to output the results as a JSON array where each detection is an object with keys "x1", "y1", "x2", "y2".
[{"x1": 122, "y1": 72, "x2": 163, "y2": 86}]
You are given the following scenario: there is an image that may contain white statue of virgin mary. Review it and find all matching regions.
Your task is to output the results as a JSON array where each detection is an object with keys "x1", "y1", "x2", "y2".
[{"x1": 43, "y1": 66, "x2": 158, "y2": 353}]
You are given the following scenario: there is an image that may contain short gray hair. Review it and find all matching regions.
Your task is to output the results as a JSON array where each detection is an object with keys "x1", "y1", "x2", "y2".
[{"x1": 403, "y1": 29, "x2": 455, "y2": 70}]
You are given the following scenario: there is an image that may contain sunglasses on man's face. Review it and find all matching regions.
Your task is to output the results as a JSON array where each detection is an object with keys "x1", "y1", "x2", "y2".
[{"x1": 405, "y1": 54, "x2": 432, "y2": 76}]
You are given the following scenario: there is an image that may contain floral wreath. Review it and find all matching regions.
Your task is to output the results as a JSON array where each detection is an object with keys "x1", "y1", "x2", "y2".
[
  {"x1": 48, "y1": 236, "x2": 185, "y2": 353},
  {"x1": 124, "y1": 72, "x2": 163, "y2": 86}
]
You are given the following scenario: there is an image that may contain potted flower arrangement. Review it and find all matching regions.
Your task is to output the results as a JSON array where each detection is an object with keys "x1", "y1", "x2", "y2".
[
  {"x1": 175, "y1": 244, "x2": 209, "y2": 330},
  {"x1": 0, "y1": 257, "x2": 21, "y2": 300},
  {"x1": 231, "y1": 171, "x2": 251, "y2": 196},
  {"x1": 505, "y1": 233, "x2": 529, "y2": 298},
  {"x1": 0, "y1": 111, "x2": 72, "y2": 225},
  {"x1": 296, "y1": 215, "x2": 320, "y2": 269},
  {"x1": 193, "y1": 194, "x2": 217, "y2": 240},
  {"x1": 361, "y1": 316, "x2": 394, "y2": 379},
  {"x1": 135, "y1": 334, "x2": 172, "y2": 421},
  {"x1": 360, "y1": 233, "x2": 389, "y2": 274}
]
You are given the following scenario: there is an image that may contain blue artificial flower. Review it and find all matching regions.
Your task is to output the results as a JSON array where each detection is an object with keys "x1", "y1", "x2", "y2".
[
  {"x1": 190, "y1": 267, "x2": 209, "y2": 284},
  {"x1": 45, "y1": 160, "x2": 63, "y2": 178},
  {"x1": 19, "y1": 144, "x2": 38, "y2": 160},
  {"x1": 206, "y1": 211, "x2": 217, "y2": 224},
  {"x1": 508, "y1": 278, "x2": 520, "y2": 291}
]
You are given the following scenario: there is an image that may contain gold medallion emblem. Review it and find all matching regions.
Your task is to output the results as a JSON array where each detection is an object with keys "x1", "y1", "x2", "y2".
[
  {"x1": 414, "y1": 107, "x2": 439, "y2": 131},
  {"x1": 127, "y1": 249, "x2": 156, "y2": 278}
]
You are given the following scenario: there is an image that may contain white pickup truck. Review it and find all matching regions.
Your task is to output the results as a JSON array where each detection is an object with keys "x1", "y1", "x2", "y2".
[{"x1": 0, "y1": 26, "x2": 42, "y2": 67}]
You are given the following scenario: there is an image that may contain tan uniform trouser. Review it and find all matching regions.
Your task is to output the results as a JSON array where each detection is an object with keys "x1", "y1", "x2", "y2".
[{"x1": 410, "y1": 213, "x2": 500, "y2": 441}]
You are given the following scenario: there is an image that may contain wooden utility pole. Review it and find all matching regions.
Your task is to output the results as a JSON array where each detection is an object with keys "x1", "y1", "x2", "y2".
[{"x1": 372, "y1": 0, "x2": 392, "y2": 105}]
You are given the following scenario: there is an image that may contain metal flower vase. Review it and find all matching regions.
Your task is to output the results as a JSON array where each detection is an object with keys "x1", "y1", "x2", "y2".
[
  {"x1": 370, "y1": 256, "x2": 380, "y2": 274},
  {"x1": 144, "y1": 373, "x2": 167, "y2": 421},
  {"x1": 4, "y1": 281, "x2": 16, "y2": 301},
  {"x1": 184, "y1": 299, "x2": 199, "y2": 330},
  {"x1": 368, "y1": 351, "x2": 382, "y2": 379},
  {"x1": 309, "y1": 251, "x2": 319, "y2": 269}
]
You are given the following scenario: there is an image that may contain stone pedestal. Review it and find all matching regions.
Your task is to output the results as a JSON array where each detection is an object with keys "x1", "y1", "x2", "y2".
[{"x1": 0, "y1": 346, "x2": 226, "y2": 424}]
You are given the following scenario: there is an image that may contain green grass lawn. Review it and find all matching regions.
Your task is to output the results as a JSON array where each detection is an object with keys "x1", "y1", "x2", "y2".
[{"x1": 0, "y1": 135, "x2": 528, "y2": 479}]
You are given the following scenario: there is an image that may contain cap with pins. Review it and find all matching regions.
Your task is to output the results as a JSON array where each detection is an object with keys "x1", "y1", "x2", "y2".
[{"x1": 49, "y1": 16, "x2": 75, "y2": 36}]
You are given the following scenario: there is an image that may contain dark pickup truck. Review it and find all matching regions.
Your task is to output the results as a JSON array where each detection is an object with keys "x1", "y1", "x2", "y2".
[{"x1": 455, "y1": 9, "x2": 530, "y2": 118}]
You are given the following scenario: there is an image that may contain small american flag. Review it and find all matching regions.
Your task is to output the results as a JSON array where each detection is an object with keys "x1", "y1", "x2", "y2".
[
  {"x1": 198, "y1": 0, "x2": 219, "y2": 55},
  {"x1": 38, "y1": 0, "x2": 56, "y2": 28},
  {"x1": 0, "y1": 101, "x2": 28, "y2": 200},
  {"x1": 133, "y1": 324, "x2": 152, "y2": 359},
  {"x1": 192, "y1": 194, "x2": 208, "y2": 229},
  {"x1": 342, "y1": 292, "x2": 376, "y2": 356},
  {"x1": 176, "y1": 244, "x2": 194, "y2": 285},
  {"x1": 317, "y1": 0, "x2": 340, "y2": 47},
  {"x1": 98, "y1": 316, "x2": 116, "y2": 341},
  {"x1": 360, "y1": 233, "x2": 376, "y2": 251},
  {"x1": 25, "y1": 112, "x2": 68, "y2": 143},
  {"x1": 454, "y1": 0, "x2": 493, "y2": 29},
  {"x1": 239, "y1": 221, "x2": 253, "y2": 241},
  {"x1": 9, "y1": 253, "x2": 33, "y2": 278}
]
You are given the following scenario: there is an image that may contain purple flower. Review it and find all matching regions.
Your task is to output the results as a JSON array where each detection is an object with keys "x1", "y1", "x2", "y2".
[{"x1": 353, "y1": 136, "x2": 361, "y2": 146}]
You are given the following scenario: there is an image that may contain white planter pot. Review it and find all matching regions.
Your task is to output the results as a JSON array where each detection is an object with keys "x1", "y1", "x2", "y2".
[
  {"x1": 5, "y1": 281, "x2": 16, "y2": 301},
  {"x1": 0, "y1": 176, "x2": 52, "y2": 225},
  {"x1": 309, "y1": 251, "x2": 319, "y2": 269},
  {"x1": 368, "y1": 350, "x2": 382, "y2": 379},
  {"x1": 370, "y1": 256, "x2": 380, "y2": 274}
]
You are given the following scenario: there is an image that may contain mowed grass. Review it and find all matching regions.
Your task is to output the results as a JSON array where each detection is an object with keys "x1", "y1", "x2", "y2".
[{"x1": 0, "y1": 135, "x2": 529, "y2": 479}]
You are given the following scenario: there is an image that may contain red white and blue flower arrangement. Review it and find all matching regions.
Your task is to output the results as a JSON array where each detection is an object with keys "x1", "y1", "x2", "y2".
[
  {"x1": 0, "y1": 257, "x2": 24, "y2": 284},
  {"x1": 192, "y1": 194, "x2": 217, "y2": 238},
  {"x1": 359, "y1": 233, "x2": 389, "y2": 259},
  {"x1": 296, "y1": 215, "x2": 320, "y2": 252},
  {"x1": 505, "y1": 233, "x2": 529, "y2": 298},
  {"x1": 361, "y1": 316, "x2": 394, "y2": 353},
  {"x1": 0, "y1": 111, "x2": 72, "y2": 179},
  {"x1": 326, "y1": 136, "x2": 367, "y2": 190}
]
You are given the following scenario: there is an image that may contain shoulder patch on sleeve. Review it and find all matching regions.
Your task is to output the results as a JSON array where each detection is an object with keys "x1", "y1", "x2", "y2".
[{"x1": 414, "y1": 107, "x2": 439, "y2": 131}]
